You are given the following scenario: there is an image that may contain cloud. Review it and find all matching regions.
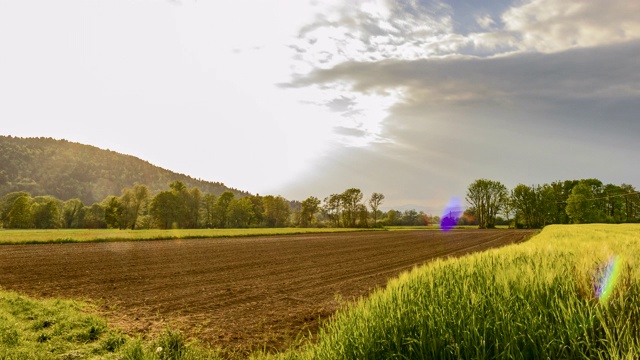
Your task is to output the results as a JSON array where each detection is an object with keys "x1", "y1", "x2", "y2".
[
  {"x1": 501, "y1": 0, "x2": 640, "y2": 52},
  {"x1": 290, "y1": 0, "x2": 460, "y2": 71},
  {"x1": 279, "y1": 28, "x2": 640, "y2": 208},
  {"x1": 325, "y1": 95, "x2": 357, "y2": 113},
  {"x1": 290, "y1": 40, "x2": 640, "y2": 105}
]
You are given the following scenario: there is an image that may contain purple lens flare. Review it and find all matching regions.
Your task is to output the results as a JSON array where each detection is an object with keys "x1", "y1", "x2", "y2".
[{"x1": 440, "y1": 197, "x2": 462, "y2": 232}]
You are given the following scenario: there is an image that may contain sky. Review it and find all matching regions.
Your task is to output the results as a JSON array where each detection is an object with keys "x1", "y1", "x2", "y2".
[{"x1": 1, "y1": 0, "x2": 639, "y2": 214}]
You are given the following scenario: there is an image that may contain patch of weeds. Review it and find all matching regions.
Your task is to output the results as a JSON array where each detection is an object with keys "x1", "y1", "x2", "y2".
[
  {"x1": 155, "y1": 328, "x2": 187, "y2": 360},
  {"x1": 36, "y1": 332, "x2": 50, "y2": 343},
  {"x1": 0, "y1": 327, "x2": 20, "y2": 347},
  {"x1": 59, "y1": 350, "x2": 85, "y2": 360},
  {"x1": 102, "y1": 331, "x2": 127, "y2": 352},
  {"x1": 121, "y1": 339, "x2": 148, "y2": 360},
  {"x1": 32, "y1": 318, "x2": 56, "y2": 331},
  {"x1": 69, "y1": 319, "x2": 106, "y2": 343}
]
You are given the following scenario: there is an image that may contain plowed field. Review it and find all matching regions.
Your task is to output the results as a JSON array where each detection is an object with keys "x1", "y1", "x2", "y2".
[{"x1": 0, "y1": 229, "x2": 534, "y2": 354}]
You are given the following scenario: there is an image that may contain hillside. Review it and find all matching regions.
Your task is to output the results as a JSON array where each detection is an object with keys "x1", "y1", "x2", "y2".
[{"x1": 0, "y1": 136, "x2": 249, "y2": 204}]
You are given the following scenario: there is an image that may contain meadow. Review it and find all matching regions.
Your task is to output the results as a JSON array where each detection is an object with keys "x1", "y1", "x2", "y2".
[
  {"x1": 0, "y1": 228, "x2": 373, "y2": 245},
  {"x1": 0, "y1": 224, "x2": 638, "y2": 359}
]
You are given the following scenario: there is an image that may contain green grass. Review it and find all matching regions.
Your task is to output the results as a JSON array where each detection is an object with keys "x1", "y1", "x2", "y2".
[
  {"x1": 0, "y1": 289, "x2": 224, "y2": 359},
  {"x1": 0, "y1": 228, "x2": 375, "y2": 245},
  {"x1": 274, "y1": 224, "x2": 640, "y2": 359}
]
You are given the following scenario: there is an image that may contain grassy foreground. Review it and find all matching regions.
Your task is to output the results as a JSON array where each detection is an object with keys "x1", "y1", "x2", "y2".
[
  {"x1": 0, "y1": 289, "x2": 224, "y2": 359},
  {"x1": 275, "y1": 224, "x2": 640, "y2": 359},
  {"x1": 0, "y1": 228, "x2": 372, "y2": 245}
]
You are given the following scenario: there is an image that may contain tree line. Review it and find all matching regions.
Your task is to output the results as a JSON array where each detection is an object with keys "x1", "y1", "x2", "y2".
[
  {"x1": 0, "y1": 182, "x2": 392, "y2": 230},
  {"x1": 464, "y1": 178, "x2": 640, "y2": 228}
]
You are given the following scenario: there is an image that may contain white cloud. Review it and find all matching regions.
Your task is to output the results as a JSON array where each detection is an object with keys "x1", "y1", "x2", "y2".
[{"x1": 501, "y1": 0, "x2": 640, "y2": 52}]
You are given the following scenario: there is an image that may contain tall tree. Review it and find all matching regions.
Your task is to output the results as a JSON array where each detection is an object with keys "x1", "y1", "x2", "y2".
[
  {"x1": 368, "y1": 192, "x2": 385, "y2": 226},
  {"x1": 31, "y1": 197, "x2": 61, "y2": 229},
  {"x1": 511, "y1": 184, "x2": 554, "y2": 228},
  {"x1": 620, "y1": 184, "x2": 640, "y2": 222},
  {"x1": 602, "y1": 183, "x2": 624, "y2": 223},
  {"x1": 186, "y1": 187, "x2": 202, "y2": 228},
  {"x1": 402, "y1": 209, "x2": 419, "y2": 226},
  {"x1": 104, "y1": 196, "x2": 125, "y2": 229},
  {"x1": 357, "y1": 204, "x2": 369, "y2": 228},
  {"x1": 466, "y1": 179, "x2": 507, "y2": 229},
  {"x1": 248, "y1": 195, "x2": 265, "y2": 227},
  {"x1": 566, "y1": 182, "x2": 598, "y2": 224},
  {"x1": 122, "y1": 184, "x2": 151, "y2": 230},
  {"x1": 83, "y1": 203, "x2": 106, "y2": 229},
  {"x1": 62, "y1": 199, "x2": 85, "y2": 228},
  {"x1": 214, "y1": 191, "x2": 235, "y2": 228},
  {"x1": 8, "y1": 194, "x2": 32, "y2": 229},
  {"x1": 201, "y1": 193, "x2": 217, "y2": 228},
  {"x1": 323, "y1": 194, "x2": 343, "y2": 227},
  {"x1": 262, "y1": 195, "x2": 290, "y2": 227},
  {"x1": 149, "y1": 191, "x2": 181, "y2": 229},
  {"x1": 340, "y1": 188, "x2": 364, "y2": 228},
  {"x1": 384, "y1": 209, "x2": 402, "y2": 226},
  {"x1": 1, "y1": 192, "x2": 31, "y2": 228},
  {"x1": 226, "y1": 197, "x2": 254, "y2": 228},
  {"x1": 300, "y1": 196, "x2": 320, "y2": 227}
]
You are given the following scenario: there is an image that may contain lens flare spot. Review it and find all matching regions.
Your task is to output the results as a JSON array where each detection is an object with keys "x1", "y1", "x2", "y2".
[
  {"x1": 596, "y1": 256, "x2": 622, "y2": 304},
  {"x1": 440, "y1": 197, "x2": 463, "y2": 232}
]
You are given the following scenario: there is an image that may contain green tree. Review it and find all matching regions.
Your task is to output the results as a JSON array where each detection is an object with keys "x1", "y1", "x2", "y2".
[
  {"x1": 62, "y1": 199, "x2": 85, "y2": 228},
  {"x1": 602, "y1": 183, "x2": 624, "y2": 223},
  {"x1": 148, "y1": 181, "x2": 202, "y2": 229},
  {"x1": 248, "y1": 195, "x2": 265, "y2": 227},
  {"x1": 1, "y1": 192, "x2": 31, "y2": 228},
  {"x1": 31, "y1": 198, "x2": 61, "y2": 229},
  {"x1": 201, "y1": 193, "x2": 217, "y2": 228},
  {"x1": 263, "y1": 195, "x2": 290, "y2": 227},
  {"x1": 169, "y1": 181, "x2": 189, "y2": 227},
  {"x1": 340, "y1": 188, "x2": 364, "y2": 228},
  {"x1": 150, "y1": 191, "x2": 181, "y2": 229},
  {"x1": 466, "y1": 179, "x2": 507, "y2": 229},
  {"x1": 214, "y1": 191, "x2": 235, "y2": 228},
  {"x1": 383, "y1": 209, "x2": 401, "y2": 226},
  {"x1": 566, "y1": 182, "x2": 597, "y2": 224},
  {"x1": 323, "y1": 194, "x2": 343, "y2": 227},
  {"x1": 226, "y1": 197, "x2": 254, "y2": 228},
  {"x1": 511, "y1": 184, "x2": 554, "y2": 228},
  {"x1": 620, "y1": 183, "x2": 640, "y2": 222},
  {"x1": 104, "y1": 196, "x2": 125, "y2": 229},
  {"x1": 368, "y1": 192, "x2": 384, "y2": 226},
  {"x1": 300, "y1": 196, "x2": 321, "y2": 227},
  {"x1": 186, "y1": 187, "x2": 202, "y2": 228},
  {"x1": 501, "y1": 196, "x2": 514, "y2": 228},
  {"x1": 119, "y1": 184, "x2": 150, "y2": 230},
  {"x1": 402, "y1": 209, "x2": 419, "y2": 226},
  {"x1": 357, "y1": 204, "x2": 369, "y2": 228},
  {"x1": 8, "y1": 194, "x2": 33, "y2": 229},
  {"x1": 84, "y1": 203, "x2": 106, "y2": 229}
]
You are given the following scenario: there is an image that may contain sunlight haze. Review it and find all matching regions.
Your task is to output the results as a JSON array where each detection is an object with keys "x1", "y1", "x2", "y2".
[{"x1": 1, "y1": 0, "x2": 639, "y2": 213}]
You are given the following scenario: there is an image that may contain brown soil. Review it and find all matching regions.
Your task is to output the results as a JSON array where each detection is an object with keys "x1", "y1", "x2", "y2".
[{"x1": 0, "y1": 229, "x2": 534, "y2": 355}]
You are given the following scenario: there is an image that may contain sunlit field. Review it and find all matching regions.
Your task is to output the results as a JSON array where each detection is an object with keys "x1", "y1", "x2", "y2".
[
  {"x1": 1, "y1": 225, "x2": 638, "y2": 359},
  {"x1": 0, "y1": 228, "x2": 375, "y2": 245},
  {"x1": 276, "y1": 224, "x2": 640, "y2": 359}
]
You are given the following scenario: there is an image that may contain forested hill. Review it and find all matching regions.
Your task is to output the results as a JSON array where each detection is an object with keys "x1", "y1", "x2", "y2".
[{"x1": 0, "y1": 136, "x2": 249, "y2": 204}]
